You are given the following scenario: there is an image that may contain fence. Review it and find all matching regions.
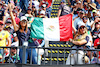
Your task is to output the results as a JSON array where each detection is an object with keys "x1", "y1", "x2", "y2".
[{"x1": 0, "y1": 46, "x2": 100, "y2": 66}]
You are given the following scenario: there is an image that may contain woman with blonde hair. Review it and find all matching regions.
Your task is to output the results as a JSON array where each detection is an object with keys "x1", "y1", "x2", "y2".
[{"x1": 66, "y1": 23, "x2": 90, "y2": 65}]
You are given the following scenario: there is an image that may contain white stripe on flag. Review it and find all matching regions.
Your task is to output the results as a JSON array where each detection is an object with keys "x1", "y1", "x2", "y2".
[{"x1": 43, "y1": 18, "x2": 60, "y2": 41}]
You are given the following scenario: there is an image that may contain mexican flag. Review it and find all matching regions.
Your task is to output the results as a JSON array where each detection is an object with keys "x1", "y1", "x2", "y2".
[{"x1": 30, "y1": 14, "x2": 73, "y2": 41}]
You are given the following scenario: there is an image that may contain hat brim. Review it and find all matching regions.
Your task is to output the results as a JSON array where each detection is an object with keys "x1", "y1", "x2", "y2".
[{"x1": 89, "y1": 4, "x2": 97, "y2": 10}]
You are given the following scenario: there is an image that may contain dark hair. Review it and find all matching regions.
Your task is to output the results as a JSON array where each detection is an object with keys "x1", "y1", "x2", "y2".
[
  {"x1": 19, "y1": 21, "x2": 27, "y2": 32},
  {"x1": 93, "y1": 22, "x2": 100, "y2": 31}
]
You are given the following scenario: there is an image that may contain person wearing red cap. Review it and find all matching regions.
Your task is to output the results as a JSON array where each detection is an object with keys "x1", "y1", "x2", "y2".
[{"x1": 0, "y1": 20, "x2": 11, "y2": 63}]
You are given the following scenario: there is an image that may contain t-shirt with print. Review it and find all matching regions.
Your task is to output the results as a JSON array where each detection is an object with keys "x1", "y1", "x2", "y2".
[
  {"x1": 0, "y1": 30, "x2": 10, "y2": 46},
  {"x1": 59, "y1": 4, "x2": 71, "y2": 16}
]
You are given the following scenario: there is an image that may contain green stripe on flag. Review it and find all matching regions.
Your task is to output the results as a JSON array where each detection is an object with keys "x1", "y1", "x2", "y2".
[{"x1": 30, "y1": 18, "x2": 44, "y2": 39}]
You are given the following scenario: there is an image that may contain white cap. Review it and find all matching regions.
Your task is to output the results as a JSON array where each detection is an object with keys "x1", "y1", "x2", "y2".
[
  {"x1": 78, "y1": 23, "x2": 86, "y2": 28},
  {"x1": 42, "y1": 4, "x2": 46, "y2": 8},
  {"x1": 40, "y1": 10, "x2": 45, "y2": 15},
  {"x1": 13, "y1": 33, "x2": 17, "y2": 37},
  {"x1": 77, "y1": 1, "x2": 81, "y2": 4},
  {"x1": 20, "y1": 16, "x2": 27, "y2": 21}
]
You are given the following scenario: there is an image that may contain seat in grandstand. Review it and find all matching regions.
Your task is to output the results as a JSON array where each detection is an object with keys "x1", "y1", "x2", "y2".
[{"x1": 41, "y1": 41, "x2": 73, "y2": 65}]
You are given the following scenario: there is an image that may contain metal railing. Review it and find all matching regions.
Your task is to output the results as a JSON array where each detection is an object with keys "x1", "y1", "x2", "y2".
[{"x1": 0, "y1": 46, "x2": 100, "y2": 65}]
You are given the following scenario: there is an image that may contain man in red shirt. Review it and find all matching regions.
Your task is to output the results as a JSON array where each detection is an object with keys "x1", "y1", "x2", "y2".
[{"x1": 94, "y1": 30, "x2": 100, "y2": 58}]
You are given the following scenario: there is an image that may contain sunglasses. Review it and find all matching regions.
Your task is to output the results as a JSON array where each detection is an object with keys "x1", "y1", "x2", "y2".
[
  {"x1": 32, "y1": 7, "x2": 35, "y2": 8},
  {"x1": 0, "y1": 24, "x2": 4, "y2": 26},
  {"x1": 80, "y1": 26, "x2": 85, "y2": 29},
  {"x1": 21, "y1": 20, "x2": 27, "y2": 23},
  {"x1": 11, "y1": 48, "x2": 17, "y2": 50}
]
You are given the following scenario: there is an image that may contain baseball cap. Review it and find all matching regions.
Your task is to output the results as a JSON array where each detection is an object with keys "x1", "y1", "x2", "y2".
[
  {"x1": 79, "y1": 10, "x2": 85, "y2": 14},
  {"x1": 6, "y1": 19, "x2": 12, "y2": 24},
  {"x1": 0, "y1": 21, "x2": 4, "y2": 24},
  {"x1": 78, "y1": 23, "x2": 86, "y2": 29},
  {"x1": 40, "y1": 10, "x2": 45, "y2": 15},
  {"x1": 20, "y1": 16, "x2": 27, "y2": 21},
  {"x1": 12, "y1": 10, "x2": 17, "y2": 13},
  {"x1": 92, "y1": 10, "x2": 97, "y2": 13},
  {"x1": 27, "y1": 7, "x2": 32, "y2": 11},
  {"x1": 77, "y1": 1, "x2": 81, "y2": 4},
  {"x1": 42, "y1": 4, "x2": 46, "y2": 8}
]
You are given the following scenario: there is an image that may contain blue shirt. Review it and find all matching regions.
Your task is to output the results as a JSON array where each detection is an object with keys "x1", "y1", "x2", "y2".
[{"x1": 16, "y1": 29, "x2": 30, "y2": 46}]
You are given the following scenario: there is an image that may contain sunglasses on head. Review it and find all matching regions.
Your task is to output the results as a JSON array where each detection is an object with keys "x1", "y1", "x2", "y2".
[{"x1": 80, "y1": 26, "x2": 85, "y2": 29}]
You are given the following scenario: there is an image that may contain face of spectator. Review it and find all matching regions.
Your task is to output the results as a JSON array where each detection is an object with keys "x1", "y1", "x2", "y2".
[
  {"x1": 79, "y1": 12, "x2": 84, "y2": 19},
  {"x1": 93, "y1": 12, "x2": 97, "y2": 17},
  {"x1": 0, "y1": 4, "x2": 2, "y2": 9},
  {"x1": 27, "y1": 9, "x2": 32, "y2": 14},
  {"x1": 95, "y1": 23, "x2": 100, "y2": 29},
  {"x1": 13, "y1": 36, "x2": 18, "y2": 42},
  {"x1": 13, "y1": 12, "x2": 16, "y2": 17},
  {"x1": 5, "y1": 28, "x2": 11, "y2": 33},
  {"x1": 79, "y1": 26, "x2": 86, "y2": 34},
  {"x1": 0, "y1": 23, "x2": 4, "y2": 31},
  {"x1": 42, "y1": 7, "x2": 46, "y2": 11},
  {"x1": 96, "y1": 0, "x2": 100, "y2": 3},
  {"x1": 11, "y1": 48, "x2": 17, "y2": 55},
  {"x1": 6, "y1": 23, "x2": 11, "y2": 27},
  {"x1": 20, "y1": 20, "x2": 27, "y2": 27},
  {"x1": 32, "y1": 7, "x2": 36, "y2": 11},
  {"x1": 83, "y1": 17, "x2": 88, "y2": 23}
]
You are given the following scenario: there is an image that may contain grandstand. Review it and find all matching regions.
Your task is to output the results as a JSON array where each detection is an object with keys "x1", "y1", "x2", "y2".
[
  {"x1": 0, "y1": 0, "x2": 100, "y2": 67},
  {"x1": 41, "y1": 41, "x2": 72, "y2": 65}
]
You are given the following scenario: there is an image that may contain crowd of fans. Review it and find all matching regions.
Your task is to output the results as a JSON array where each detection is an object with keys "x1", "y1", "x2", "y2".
[
  {"x1": 64, "y1": 0, "x2": 100, "y2": 65},
  {"x1": 0, "y1": 0, "x2": 51, "y2": 64},
  {"x1": 0, "y1": 0, "x2": 100, "y2": 65}
]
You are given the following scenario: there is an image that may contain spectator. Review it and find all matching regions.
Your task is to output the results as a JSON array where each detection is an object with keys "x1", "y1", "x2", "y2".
[
  {"x1": 66, "y1": 23, "x2": 89, "y2": 65},
  {"x1": 39, "y1": 10, "x2": 48, "y2": 18},
  {"x1": 74, "y1": 10, "x2": 85, "y2": 30},
  {"x1": 95, "y1": 0, "x2": 100, "y2": 9},
  {"x1": 57, "y1": 0, "x2": 71, "y2": 17},
  {"x1": 92, "y1": 22, "x2": 100, "y2": 42},
  {"x1": 14, "y1": 6, "x2": 24, "y2": 18},
  {"x1": 86, "y1": 50, "x2": 100, "y2": 64},
  {"x1": 32, "y1": 5, "x2": 37, "y2": 17},
  {"x1": 12, "y1": 10, "x2": 20, "y2": 25},
  {"x1": 25, "y1": 7, "x2": 33, "y2": 18},
  {"x1": 5, "y1": 46, "x2": 20, "y2": 63},
  {"x1": 9, "y1": 3, "x2": 37, "y2": 64},
  {"x1": 94, "y1": 30, "x2": 100, "y2": 59},
  {"x1": 11, "y1": 32, "x2": 19, "y2": 55},
  {"x1": 0, "y1": 20, "x2": 11, "y2": 63},
  {"x1": 87, "y1": 3, "x2": 97, "y2": 18},
  {"x1": 25, "y1": 7, "x2": 34, "y2": 27},
  {"x1": 5, "y1": 19, "x2": 14, "y2": 34}
]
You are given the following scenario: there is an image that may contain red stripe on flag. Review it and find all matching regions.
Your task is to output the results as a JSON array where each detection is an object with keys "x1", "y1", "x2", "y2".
[
  {"x1": 47, "y1": 0, "x2": 52, "y2": 8},
  {"x1": 59, "y1": 14, "x2": 73, "y2": 41}
]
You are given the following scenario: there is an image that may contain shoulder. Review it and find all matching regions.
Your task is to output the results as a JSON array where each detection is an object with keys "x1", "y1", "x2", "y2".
[
  {"x1": 94, "y1": 38, "x2": 99, "y2": 42},
  {"x1": 2, "y1": 30, "x2": 9, "y2": 34}
]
